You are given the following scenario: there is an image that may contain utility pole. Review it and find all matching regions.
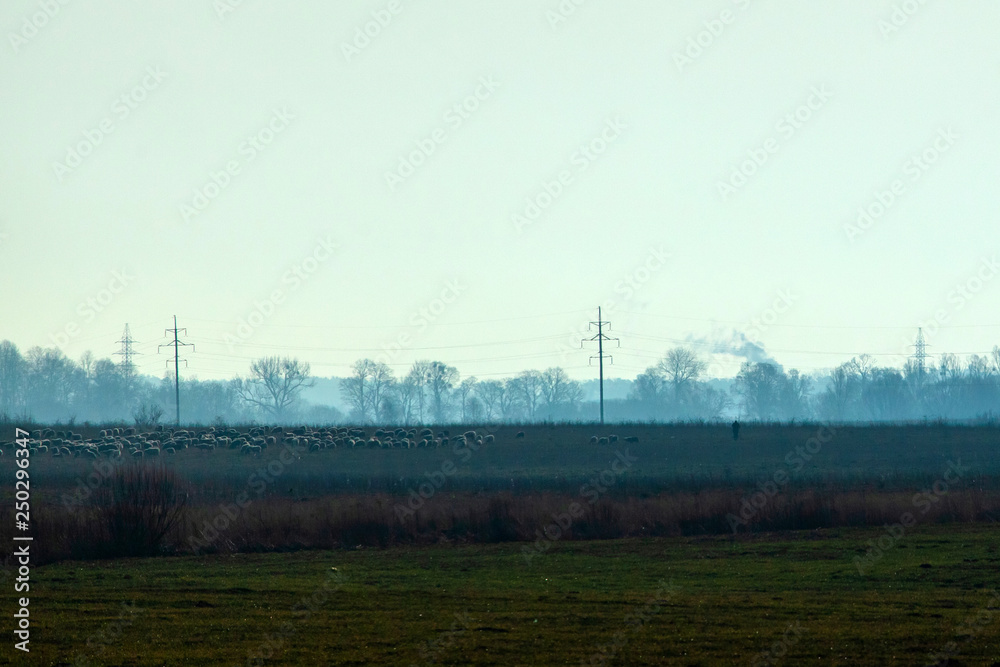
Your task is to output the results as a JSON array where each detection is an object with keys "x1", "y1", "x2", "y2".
[
  {"x1": 159, "y1": 316, "x2": 193, "y2": 426},
  {"x1": 582, "y1": 306, "x2": 619, "y2": 425},
  {"x1": 114, "y1": 323, "x2": 139, "y2": 397},
  {"x1": 911, "y1": 327, "x2": 929, "y2": 379}
]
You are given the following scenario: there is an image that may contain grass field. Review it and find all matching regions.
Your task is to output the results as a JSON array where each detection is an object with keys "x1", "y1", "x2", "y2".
[{"x1": 11, "y1": 523, "x2": 1000, "y2": 666}]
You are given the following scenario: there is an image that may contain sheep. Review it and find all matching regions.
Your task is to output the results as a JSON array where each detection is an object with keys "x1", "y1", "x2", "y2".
[
  {"x1": 590, "y1": 436, "x2": 598, "y2": 444},
  {"x1": 515, "y1": 431, "x2": 525, "y2": 438},
  {"x1": 625, "y1": 436, "x2": 639, "y2": 443},
  {"x1": 598, "y1": 437, "x2": 609, "y2": 445},
  {"x1": 484, "y1": 434, "x2": 494, "y2": 444},
  {"x1": 463, "y1": 430, "x2": 477, "y2": 441},
  {"x1": 609, "y1": 435, "x2": 618, "y2": 443},
  {"x1": 146, "y1": 447, "x2": 160, "y2": 456}
]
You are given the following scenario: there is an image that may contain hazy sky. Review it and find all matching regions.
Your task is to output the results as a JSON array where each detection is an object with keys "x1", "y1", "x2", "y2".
[{"x1": 3, "y1": 1, "x2": 999, "y2": 382}]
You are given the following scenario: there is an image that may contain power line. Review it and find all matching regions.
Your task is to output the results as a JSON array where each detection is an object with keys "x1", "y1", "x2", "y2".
[
  {"x1": 582, "y1": 306, "x2": 619, "y2": 425},
  {"x1": 912, "y1": 327, "x2": 930, "y2": 379},
  {"x1": 158, "y1": 315, "x2": 194, "y2": 426},
  {"x1": 113, "y1": 323, "x2": 139, "y2": 395}
]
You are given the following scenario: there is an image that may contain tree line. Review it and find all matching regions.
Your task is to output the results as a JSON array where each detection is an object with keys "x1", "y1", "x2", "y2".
[{"x1": 2, "y1": 338, "x2": 1000, "y2": 425}]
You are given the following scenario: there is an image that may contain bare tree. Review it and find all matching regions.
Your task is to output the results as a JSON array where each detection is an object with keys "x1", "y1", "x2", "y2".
[
  {"x1": 657, "y1": 348, "x2": 707, "y2": 405},
  {"x1": 341, "y1": 359, "x2": 374, "y2": 422},
  {"x1": 234, "y1": 356, "x2": 313, "y2": 420},
  {"x1": 630, "y1": 367, "x2": 666, "y2": 406},
  {"x1": 0, "y1": 341, "x2": 25, "y2": 417},
  {"x1": 539, "y1": 367, "x2": 582, "y2": 418},
  {"x1": 455, "y1": 376, "x2": 478, "y2": 422},
  {"x1": 510, "y1": 370, "x2": 544, "y2": 421},
  {"x1": 476, "y1": 379, "x2": 506, "y2": 420},
  {"x1": 425, "y1": 361, "x2": 459, "y2": 423},
  {"x1": 824, "y1": 361, "x2": 860, "y2": 420},
  {"x1": 407, "y1": 361, "x2": 431, "y2": 423}
]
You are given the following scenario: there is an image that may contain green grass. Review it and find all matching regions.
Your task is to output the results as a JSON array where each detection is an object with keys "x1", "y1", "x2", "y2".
[{"x1": 16, "y1": 523, "x2": 1000, "y2": 665}]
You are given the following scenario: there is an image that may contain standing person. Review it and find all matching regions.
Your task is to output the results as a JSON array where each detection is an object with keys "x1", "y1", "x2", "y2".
[{"x1": 732, "y1": 419, "x2": 740, "y2": 441}]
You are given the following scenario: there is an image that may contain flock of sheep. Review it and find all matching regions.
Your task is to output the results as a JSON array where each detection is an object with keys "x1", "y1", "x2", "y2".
[
  {"x1": 588, "y1": 434, "x2": 640, "y2": 445},
  {"x1": 0, "y1": 426, "x2": 639, "y2": 460},
  {"x1": 0, "y1": 425, "x2": 503, "y2": 459}
]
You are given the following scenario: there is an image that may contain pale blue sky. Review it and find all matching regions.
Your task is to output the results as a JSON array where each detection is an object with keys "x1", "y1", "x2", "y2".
[{"x1": 2, "y1": 1, "x2": 999, "y2": 382}]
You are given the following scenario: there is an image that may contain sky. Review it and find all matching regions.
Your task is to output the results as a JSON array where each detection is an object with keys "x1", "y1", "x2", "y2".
[{"x1": 2, "y1": 1, "x2": 999, "y2": 383}]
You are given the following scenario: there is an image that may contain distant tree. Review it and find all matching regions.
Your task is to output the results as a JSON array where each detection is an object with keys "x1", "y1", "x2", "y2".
[
  {"x1": 862, "y1": 367, "x2": 907, "y2": 420},
  {"x1": 408, "y1": 361, "x2": 431, "y2": 422},
  {"x1": 424, "y1": 361, "x2": 459, "y2": 423},
  {"x1": 657, "y1": 348, "x2": 707, "y2": 406},
  {"x1": 342, "y1": 359, "x2": 375, "y2": 423},
  {"x1": 510, "y1": 370, "x2": 544, "y2": 421},
  {"x1": 690, "y1": 384, "x2": 731, "y2": 420},
  {"x1": 779, "y1": 369, "x2": 812, "y2": 419},
  {"x1": 466, "y1": 396, "x2": 485, "y2": 422},
  {"x1": 539, "y1": 367, "x2": 582, "y2": 419},
  {"x1": 455, "y1": 376, "x2": 478, "y2": 422},
  {"x1": 234, "y1": 356, "x2": 313, "y2": 420},
  {"x1": 476, "y1": 379, "x2": 506, "y2": 420},
  {"x1": 734, "y1": 362, "x2": 784, "y2": 420},
  {"x1": 629, "y1": 367, "x2": 666, "y2": 414},
  {"x1": 24, "y1": 346, "x2": 83, "y2": 421},
  {"x1": 820, "y1": 361, "x2": 861, "y2": 420},
  {"x1": 0, "y1": 341, "x2": 26, "y2": 418},
  {"x1": 369, "y1": 361, "x2": 395, "y2": 422},
  {"x1": 79, "y1": 350, "x2": 96, "y2": 378},
  {"x1": 89, "y1": 358, "x2": 126, "y2": 420}
]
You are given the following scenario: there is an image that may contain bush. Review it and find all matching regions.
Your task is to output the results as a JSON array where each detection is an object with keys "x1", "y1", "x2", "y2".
[{"x1": 95, "y1": 462, "x2": 187, "y2": 557}]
